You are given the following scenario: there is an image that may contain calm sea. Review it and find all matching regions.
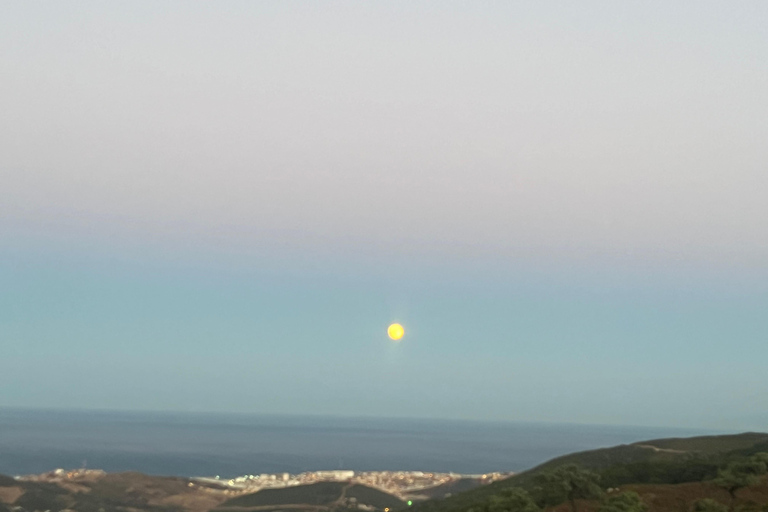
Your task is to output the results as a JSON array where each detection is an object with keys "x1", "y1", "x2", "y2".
[{"x1": 0, "y1": 409, "x2": 720, "y2": 478}]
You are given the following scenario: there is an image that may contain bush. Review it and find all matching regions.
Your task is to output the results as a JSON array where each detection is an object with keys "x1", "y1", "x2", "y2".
[
  {"x1": 693, "y1": 499, "x2": 728, "y2": 512},
  {"x1": 599, "y1": 491, "x2": 647, "y2": 512},
  {"x1": 486, "y1": 488, "x2": 540, "y2": 512}
]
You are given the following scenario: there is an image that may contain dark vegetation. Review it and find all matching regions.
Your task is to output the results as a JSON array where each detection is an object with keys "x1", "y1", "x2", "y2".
[
  {"x1": 597, "y1": 491, "x2": 647, "y2": 512},
  {"x1": 410, "y1": 433, "x2": 768, "y2": 512},
  {"x1": 418, "y1": 478, "x2": 484, "y2": 500},
  {"x1": 345, "y1": 484, "x2": 407, "y2": 508},
  {"x1": 218, "y1": 481, "x2": 347, "y2": 507},
  {"x1": 213, "y1": 481, "x2": 406, "y2": 511},
  {"x1": 10, "y1": 482, "x2": 71, "y2": 512}
]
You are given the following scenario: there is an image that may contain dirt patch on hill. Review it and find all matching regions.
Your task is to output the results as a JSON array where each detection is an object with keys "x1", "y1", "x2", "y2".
[
  {"x1": 0, "y1": 486, "x2": 24, "y2": 504},
  {"x1": 157, "y1": 491, "x2": 228, "y2": 512}
]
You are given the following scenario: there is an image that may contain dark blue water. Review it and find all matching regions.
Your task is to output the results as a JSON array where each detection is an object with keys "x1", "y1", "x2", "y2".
[{"x1": 0, "y1": 408, "x2": 719, "y2": 478}]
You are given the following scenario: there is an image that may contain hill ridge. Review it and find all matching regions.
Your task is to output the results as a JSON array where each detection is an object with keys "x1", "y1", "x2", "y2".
[{"x1": 409, "y1": 432, "x2": 768, "y2": 512}]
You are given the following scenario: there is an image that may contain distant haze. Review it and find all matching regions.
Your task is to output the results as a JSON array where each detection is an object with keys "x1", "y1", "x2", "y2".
[{"x1": 1, "y1": 2, "x2": 766, "y2": 430}]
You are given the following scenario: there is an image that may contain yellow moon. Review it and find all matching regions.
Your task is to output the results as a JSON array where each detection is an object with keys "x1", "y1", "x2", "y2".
[{"x1": 388, "y1": 323, "x2": 405, "y2": 341}]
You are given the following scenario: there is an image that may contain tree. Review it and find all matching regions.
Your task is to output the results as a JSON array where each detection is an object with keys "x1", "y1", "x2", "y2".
[
  {"x1": 714, "y1": 457, "x2": 767, "y2": 511},
  {"x1": 486, "y1": 488, "x2": 541, "y2": 512},
  {"x1": 693, "y1": 498, "x2": 728, "y2": 512},
  {"x1": 750, "y1": 453, "x2": 768, "y2": 466},
  {"x1": 534, "y1": 464, "x2": 603, "y2": 512},
  {"x1": 598, "y1": 491, "x2": 647, "y2": 512}
]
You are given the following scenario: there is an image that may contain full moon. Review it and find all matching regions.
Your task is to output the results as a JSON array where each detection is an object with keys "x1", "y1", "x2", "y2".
[{"x1": 387, "y1": 323, "x2": 405, "y2": 341}]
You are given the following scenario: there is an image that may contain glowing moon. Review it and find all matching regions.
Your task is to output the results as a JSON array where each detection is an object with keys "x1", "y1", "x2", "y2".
[{"x1": 387, "y1": 323, "x2": 405, "y2": 341}]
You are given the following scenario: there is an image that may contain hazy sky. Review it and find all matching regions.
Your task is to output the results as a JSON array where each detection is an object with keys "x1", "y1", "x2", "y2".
[{"x1": 1, "y1": 1, "x2": 767, "y2": 430}]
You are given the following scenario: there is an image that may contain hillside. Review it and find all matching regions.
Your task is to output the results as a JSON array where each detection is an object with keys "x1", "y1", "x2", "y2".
[
  {"x1": 213, "y1": 481, "x2": 405, "y2": 511},
  {"x1": 410, "y1": 432, "x2": 768, "y2": 512},
  {"x1": 0, "y1": 471, "x2": 229, "y2": 512},
  {"x1": 527, "y1": 478, "x2": 768, "y2": 512},
  {"x1": 3, "y1": 432, "x2": 768, "y2": 512},
  {"x1": 0, "y1": 472, "x2": 405, "y2": 512},
  {"x1": 415, "y1": 478, "x2": 484, "y2": 500}
]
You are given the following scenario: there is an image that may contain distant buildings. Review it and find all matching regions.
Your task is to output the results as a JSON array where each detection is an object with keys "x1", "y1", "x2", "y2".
[{"x1": 191, "y1": 469, "x2": 512, "y2": 500}]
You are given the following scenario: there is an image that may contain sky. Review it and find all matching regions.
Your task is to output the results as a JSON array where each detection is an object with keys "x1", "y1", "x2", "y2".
[{"x1": 1, "y1": 1, "x2": 767, "y2": 431}]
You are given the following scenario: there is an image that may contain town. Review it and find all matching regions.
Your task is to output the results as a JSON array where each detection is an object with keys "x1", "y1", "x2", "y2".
[
  {"x1": 194, "y1": 469, "x2": 512, "y2": 500},
  {"x1": 16, "y1": 467, "x2": 512, "y2": 504}
]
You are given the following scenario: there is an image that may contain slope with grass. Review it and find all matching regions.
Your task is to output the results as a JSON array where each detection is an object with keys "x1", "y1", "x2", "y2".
[
  {"x1": 0, "y1": 471, "x2": 228, "y2": 512},
  {"x1": 213, "y1": 481, "x2": 405, "y2": 512},
  {"x1": 409, "y1": 433, "x2": 768, "y2": 512},
  {"x1": 541, "y1": 477, "x2": 768, "y2": 512}
]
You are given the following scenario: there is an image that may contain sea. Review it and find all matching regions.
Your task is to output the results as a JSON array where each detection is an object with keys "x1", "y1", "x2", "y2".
[{"x1": 0, "y1": 408, "x2": 722, "y2": 478}]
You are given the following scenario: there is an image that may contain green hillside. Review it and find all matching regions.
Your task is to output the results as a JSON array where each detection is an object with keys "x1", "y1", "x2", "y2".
[
  {"x1": 409, "y1": 432, "x2": 768, "y2": 512},
  {"x1": 217, "y1": 481, "x2": 346, "y2": 508},
  {"x1": 638, "y1": 432, "x2": 768, "y2": 454},
  {"x1": 346, "y1": 484, "x2": 407, "y2": 508},
  {"x1": 417, "y1": 478, "x2": 483, "y2": 500},
  {"x1": 214, "y1": 481, "x2": 405, "y2": 511}
]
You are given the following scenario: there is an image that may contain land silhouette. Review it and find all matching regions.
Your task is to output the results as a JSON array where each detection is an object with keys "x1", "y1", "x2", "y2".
[{"x1": 2, "y1": 433, "x2": 767, "y2": 512}]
